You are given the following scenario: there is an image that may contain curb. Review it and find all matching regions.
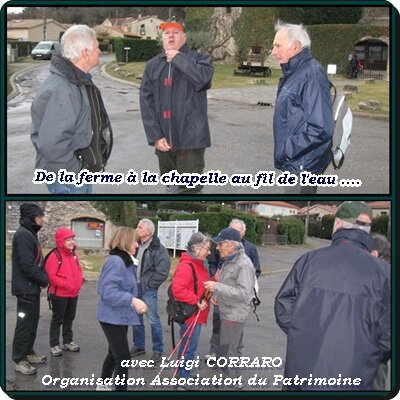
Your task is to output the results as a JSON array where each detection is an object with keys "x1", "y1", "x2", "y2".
[
  {"x1": 100, "y1": 61, "x2": 140, "y2": 89},
  {"x1": 7, "y1": 62, "x2": 48, "y2": 102}
]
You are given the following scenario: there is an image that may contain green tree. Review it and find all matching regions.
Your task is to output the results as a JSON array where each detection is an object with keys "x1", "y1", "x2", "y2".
[
  {"x1": 93, "y1": 201, "x2": 137, "y2": 227},
  {"x1": 233, "y1": 7, "x2": 277, "y2": 62},
  {"x1": 275, "y1": 7, "x2": 363, "y2": 25}
]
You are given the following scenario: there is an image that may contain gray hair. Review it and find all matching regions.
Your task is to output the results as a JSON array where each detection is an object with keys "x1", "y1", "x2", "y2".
[
  {"x1": 371, "y1": 233, "x2": 391, "y2": 263},
  {"x1": 334, "y1": 218, "x2": 371, "y2": 234},
  {"x1": 187, "y1": 232, "x2": 210, "y2": 257},
  {"x1": 275, "y1": 20, "x2": 311, "y2": 49},
  {"x1": 230, "y1": 218, "x2": 246, "y2": 233},
  {"x1": 138, "y1": 218, "x2": 155, "y2": 235},
  {"x1": 61, "y1": 25, "x2": 96, "y2": 63}
]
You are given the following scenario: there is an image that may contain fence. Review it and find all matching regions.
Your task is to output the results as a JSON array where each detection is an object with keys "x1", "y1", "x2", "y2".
[{"x1": 262, "y1": 234, "x2": 288, "y2": 245}]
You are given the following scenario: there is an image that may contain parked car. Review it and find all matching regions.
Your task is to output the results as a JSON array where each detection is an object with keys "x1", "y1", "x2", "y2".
[{"x1": 31, "y1": 41, "x2": 60, "y2": 60}]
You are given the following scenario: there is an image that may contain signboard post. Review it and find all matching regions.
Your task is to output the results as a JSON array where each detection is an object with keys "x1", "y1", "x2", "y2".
[
  {"x1": 123, "y1": 46, "x2": 131, "y2": 64},
  {"x1": 158, "y1": 220, "x2": 199, "y2": 258}
]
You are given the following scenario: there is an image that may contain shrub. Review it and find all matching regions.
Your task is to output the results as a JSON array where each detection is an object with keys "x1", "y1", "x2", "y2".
[
  {"x1": 371, "y1": 215, "x2": 389, "y2": 236},
  {"x1": 277, "y1": 217, "x2": 305, "y2": 244},
  {"x1": 114, "y1": 38, "x2": 160, "y2": 62}
]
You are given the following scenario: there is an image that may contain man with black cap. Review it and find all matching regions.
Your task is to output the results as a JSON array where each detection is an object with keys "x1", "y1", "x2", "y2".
[
  {"x1": 204, "y1": 228, "x2": 255, "y2": 384},
  {"x1": 275, "y1": 201, "x2": 390, "y2": 390},
  {"x1": 140, "y1": 17, "x2": 213, "y2": 194},
  {"x1": 12, "y1": 204, "x2": 49, "y2": 375}
]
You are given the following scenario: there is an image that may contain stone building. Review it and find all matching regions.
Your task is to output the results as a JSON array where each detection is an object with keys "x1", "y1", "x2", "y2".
[{"x1": 5, "y1": 201, "x2": 115, "y2": 250}]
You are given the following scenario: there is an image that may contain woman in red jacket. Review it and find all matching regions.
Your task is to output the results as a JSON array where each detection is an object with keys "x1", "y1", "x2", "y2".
[
  {"x1": 45, "y1": 227, "x2": 84, "y2": 357},
  {"x1": 171, "y1": 232, "x2": 211, "y2": 382}
]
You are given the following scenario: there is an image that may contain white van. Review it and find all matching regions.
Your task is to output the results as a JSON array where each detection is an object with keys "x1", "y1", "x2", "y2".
[{"x1": 31, "y1": 41, "x2": 60, "y2": 60}]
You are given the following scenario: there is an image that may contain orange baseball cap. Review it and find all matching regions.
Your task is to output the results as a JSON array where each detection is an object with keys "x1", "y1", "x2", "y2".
[{"x1": 160, "y1": 17, "x2": 186, "y2": 32}]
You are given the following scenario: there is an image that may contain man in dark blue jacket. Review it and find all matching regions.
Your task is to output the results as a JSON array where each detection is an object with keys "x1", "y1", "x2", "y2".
[
  {"x1": 140, "y1": 17, "x2": 214, "y2": 194},
  {"x1": 275, "y1": 201, "x2": 390, "y2": 390},
  {"x1": 272, "y1": 22, "x2": 334, "y2": 194},
  {"x1": 12, "y1": 204, "x2": 49, "y2": 375}
]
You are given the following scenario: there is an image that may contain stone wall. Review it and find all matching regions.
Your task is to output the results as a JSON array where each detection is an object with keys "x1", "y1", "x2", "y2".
[{"x1": 5, "y1": 201, "x2": 115, "y2": 249}]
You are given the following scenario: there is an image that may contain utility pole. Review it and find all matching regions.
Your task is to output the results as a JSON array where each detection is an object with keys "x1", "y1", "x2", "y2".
[
  {"x1": 42, "y1": 8, "x2": 47, "y2": 40},
  {"x1": 304, "y1": 201, "x2": 310, "y2": 244}
]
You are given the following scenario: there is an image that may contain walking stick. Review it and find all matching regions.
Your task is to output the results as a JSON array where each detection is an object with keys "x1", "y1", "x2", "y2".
[
  {"x1": 155, "y1": 317, "x2": 197, "y2": 378},
  {"x1": 172, "y1": 309, "x2": 201, "y2": 378}
]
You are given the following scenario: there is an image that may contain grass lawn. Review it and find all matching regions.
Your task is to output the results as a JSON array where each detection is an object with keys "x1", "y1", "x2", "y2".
[
  {"x1": 341, "y1": 80, "x2": 389, "y2": 115},
  {"x1": 105, "y1": 61, "x2": 281, "y2": 88},
  {"x1": 105, "y1": 61, "x2": 388, "y2": 116}
]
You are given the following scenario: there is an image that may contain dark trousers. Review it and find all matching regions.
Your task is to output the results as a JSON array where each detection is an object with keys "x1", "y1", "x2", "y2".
[
  {"x1": 100, "y1": 322, "x2": 130, "y2": 391},
  {"x1": 156, "y1": 148, "x2": 205, "y2": 176},
  {"x1": 12, "y1": 294, "x2": 41, "y2": 363},
  {"x1": 49, "y1": 295, "x2": 78, "y2": 347}
]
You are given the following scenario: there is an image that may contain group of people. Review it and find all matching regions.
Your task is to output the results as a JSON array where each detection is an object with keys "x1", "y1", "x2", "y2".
[
  {"x1": 11, "y1": 202, "x2": 390, "y2": 391},
  {"x1": 31, "y1": 19, "x2": 335, "y2": 195}
]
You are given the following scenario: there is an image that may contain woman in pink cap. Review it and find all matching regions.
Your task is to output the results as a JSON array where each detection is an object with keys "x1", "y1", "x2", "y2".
[{"x1": 45, "y1": 227, "x2": 84, "y2": 357}]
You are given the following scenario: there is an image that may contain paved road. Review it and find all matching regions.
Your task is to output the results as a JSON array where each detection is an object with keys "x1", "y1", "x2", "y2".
[
  {"x1": 6, "y1": 56, "x2": 389, "y2": 194},
  {"x1": 4, "y1": 238, "x2": 329, "y2": 392}
]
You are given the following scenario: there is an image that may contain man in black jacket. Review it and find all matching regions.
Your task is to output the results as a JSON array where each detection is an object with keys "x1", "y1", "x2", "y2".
[
  {"x1": 275, "y1": 201, "x2": 390, "y2": 390},
  {"x1": 12, "y1": 204, "x2": 49, "y2": 375},
  {"x1": 140, "y1": 17, "x2": 213, "y2": 194},
  {"x1": 130, "y1": 219, "x2": 171, "y2": 363}
]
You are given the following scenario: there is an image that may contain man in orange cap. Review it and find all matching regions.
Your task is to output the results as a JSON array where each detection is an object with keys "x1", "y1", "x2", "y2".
[{"x1": 140, "y1": 17, "x2": 214, "y2": 194}]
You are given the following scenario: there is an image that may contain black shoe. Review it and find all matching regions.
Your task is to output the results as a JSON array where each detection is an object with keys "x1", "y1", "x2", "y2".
[
  {"x1": 151, "y1": 352, "x2": 162, "y2": 363},
  {"x1": 130, "y1": 347, "x2": 145, "y2": 357}
]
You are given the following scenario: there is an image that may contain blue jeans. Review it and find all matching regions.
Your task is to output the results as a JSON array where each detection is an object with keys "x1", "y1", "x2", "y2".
[
  {"x1": 132, "y1": 287, "x2": 163, "y2": 353},
  {"x1": 46, "y1": 182, "x2": 92, "y2": 194},
  {"x1": 177, "y1": 322, "x2": 201, "y2": 379}
]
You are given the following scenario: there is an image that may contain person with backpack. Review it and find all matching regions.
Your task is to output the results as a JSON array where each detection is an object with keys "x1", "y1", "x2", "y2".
[
  {"x1": 31, "y1": 25, "x2": 113, "y2": 194},
  {"x1": 204, "y1": 228, "x2": 255, "y2": 386},
  {"x1": 45, "y1": 227, "x2": 84, "y2": 357},
  {"x1": 271, "y1": 21, "x2": 335, "y2": 194},
  {"x1": 170, "y1": 232, "x2": 211, "y2": 384}
]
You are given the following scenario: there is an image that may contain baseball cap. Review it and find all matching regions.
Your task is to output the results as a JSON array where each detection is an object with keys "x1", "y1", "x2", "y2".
[
  {"x1": 160, "y1": 17, "x2": 186, "y2": 32},
  {"x1": 212, "y1": 228, "x2": 241, "y2": 244},
  {"x1": 335, "y1": 201, "x2": 373, "y2": 225}
]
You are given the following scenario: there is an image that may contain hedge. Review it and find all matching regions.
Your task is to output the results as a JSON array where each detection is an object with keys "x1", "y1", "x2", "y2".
[
  {"x1": 277, "y1": 217, "x2": 305, "y2": 245},
  {"x1": 9, "y1": 41, "x2": 39, "y2": 57},
  {"x1": 114, "y1": 38, "x2": 160, "y2": 62},
  {"x1": 371, "y1": 215, "x2": 389, "y2": 236},
  {"x1": 308, "y1": 24, "x2": 389, "y2": 74},
  {"x1": 155, "y1": 210, "x2": 265, "y2": 245}
]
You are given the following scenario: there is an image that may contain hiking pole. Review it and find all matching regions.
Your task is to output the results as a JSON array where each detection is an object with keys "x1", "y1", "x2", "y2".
[
  {"x1": 155, "y1": 317, "x2": 197, "y2": 378},
  {"x1": 173, "y1": 309, "x2": 201, "y2": 378}
]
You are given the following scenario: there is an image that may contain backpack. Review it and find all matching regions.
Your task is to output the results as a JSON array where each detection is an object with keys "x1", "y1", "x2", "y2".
[
  {"x1": 74, "y1": 84, "x2": 113, "y2": 172},
  {"x1": 166, "y1": 263, "x2": 198, "y2": 324},
  {"x1": 329, "y1": 81, "x2": 353, "y2": 170},
  {"x1": 43, "y1": 248, "x2": 62, "y2": 310}
]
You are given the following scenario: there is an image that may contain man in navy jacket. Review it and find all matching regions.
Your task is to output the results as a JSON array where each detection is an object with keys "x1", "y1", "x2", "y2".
[
  {"x1": 272, "y1": 21, "x2": 335, "y2": 194},
  {"x1": 275, "y1": 202, "x2": 390, "y2": 390},
  {"x1": 140, "y1": 17, "x2": 213, "y2": 194}
]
